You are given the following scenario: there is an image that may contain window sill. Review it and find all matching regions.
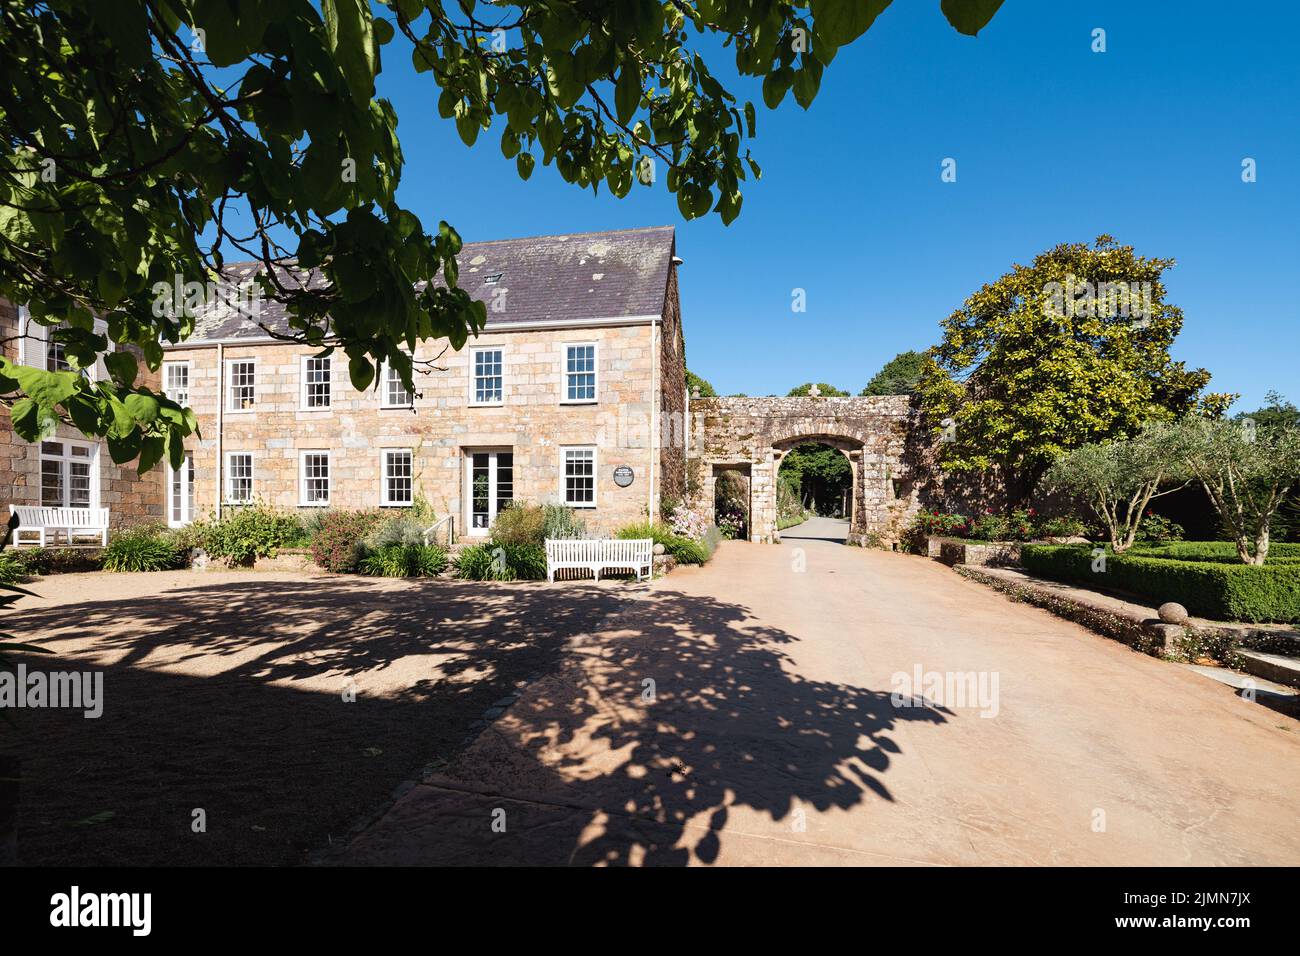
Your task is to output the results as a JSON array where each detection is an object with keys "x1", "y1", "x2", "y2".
[
  {"x1": 469, "y1": 402, "x2": 504, "y2": 409},
  {"x1": 559, "y1": 400, "x2": 598, "y2": 406},
  {"x1": 297, "y1": 502, "x2": 330, "y2": 508},
  {"x1": 564, "y1": 502, "x2": 598, "y2": 509}
]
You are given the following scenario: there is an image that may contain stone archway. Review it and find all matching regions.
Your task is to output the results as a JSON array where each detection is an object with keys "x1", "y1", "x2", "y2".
[
  {"x1": 688, "y1": 395, "x2": 926, "y2": 545},
  {"x1": 772, "y1": 435, "x2": 860, "y2": 537}
]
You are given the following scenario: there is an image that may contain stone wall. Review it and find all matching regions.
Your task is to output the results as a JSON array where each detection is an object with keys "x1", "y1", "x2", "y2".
[
  {"x1": 0, "y1": 298, "x2": 164, "y2": 530},
  {"x1": 688, "y1": 395, "x2": 932, "y2": 545}
]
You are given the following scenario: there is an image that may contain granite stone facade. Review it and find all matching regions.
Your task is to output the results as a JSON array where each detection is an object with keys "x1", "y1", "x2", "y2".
[{"x1": 165, "y1": 319, "x2": 680, "y2": 536}]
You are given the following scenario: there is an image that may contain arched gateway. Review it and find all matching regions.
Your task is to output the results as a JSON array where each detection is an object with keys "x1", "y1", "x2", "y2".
[{"x1": 687, "y1": 395, "x2": 926, "y2": 545}]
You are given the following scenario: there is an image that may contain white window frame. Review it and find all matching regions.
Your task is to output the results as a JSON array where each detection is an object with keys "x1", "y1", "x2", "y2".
[
  {"x1": 298, "y1": 450, "x2": 331, "y2": 507},
  {"x1": 380, "y1": 448, "x2": 414, "y2": 507},
  {"x1": 39, "y1": 438, "x2": 100, "y2": 510},
  {"x1": 379, "y1": 361, "x2": 414, "y2": 409},
  {"x1": 561, "y1": 445, "x2": 597, "y2": 508},
  {"x1": 167, "y1": 452, "x2": 196, "y2": 528},
  {"x1": 300, "y1": 354, "x2": 332, "y2": 411},
  {"x1": 163, "y1": 360, "x2": 192, "y2": 407},
  {"x1": 561, "y1": 342, "x2": 598, "y2": 404},
  {"x1": 469, "y1": 346, "x2": 504, "y2": 406},
  {"x1": 226, "y1": 358, "x2": 257, "y2": 413},
  {"x1": 224, "y1": 452, "x2": 255, "y2": 504}
]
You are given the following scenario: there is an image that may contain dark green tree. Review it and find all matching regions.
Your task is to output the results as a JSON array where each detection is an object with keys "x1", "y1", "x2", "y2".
[
  {"x1": 787, "y1": 382, "x2": 849, "y2": 397},
  {"x1": 1236, "y1": 391, "x2": 1300, "y2": 429},
  {"x1": 917, "y1": 236, "x2": 1233, "y2": 495},
  {"x1": 686, "y1": 369, "x2": 717, "y2": 398},
  {"x1": 861, "y1": 350, "x2": 925, "y2": 395}
]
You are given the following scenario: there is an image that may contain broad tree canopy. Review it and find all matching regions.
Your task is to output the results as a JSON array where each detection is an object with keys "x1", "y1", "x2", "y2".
[
  {"x1": 917, "y1": 236, "x2": 1232, "y2": 491},
  {"x1": 0, "y1": 0, "x2": 1004, "y2": 472}
]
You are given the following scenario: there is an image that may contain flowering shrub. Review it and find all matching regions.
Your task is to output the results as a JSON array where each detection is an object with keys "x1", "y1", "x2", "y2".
[
  {"x1": 667, "y1": 503, "x2": 710, "y2": 540},
  {"x1": 967, "y1": 508, "x2": 1035, "y2": 542},
  {"x1": 716, "y1": 509, "x2": 745, "y2": 540},
  {"x1": 308, "y1": 509, "x2": 383, "y2": 573}
]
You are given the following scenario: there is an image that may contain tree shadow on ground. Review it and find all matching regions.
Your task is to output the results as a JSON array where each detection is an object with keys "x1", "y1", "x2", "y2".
[
  {"x1": 5, "y1": 575, "x2": 952, "y2": 866},
  {"x1": 2, "y1": 577, "x2": 623, "y2": 865},
  {"x1": 336, "y1": 584, "x2": 954, "y2": 866}
]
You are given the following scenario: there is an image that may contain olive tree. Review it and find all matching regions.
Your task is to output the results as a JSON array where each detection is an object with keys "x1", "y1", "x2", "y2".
[
  {"x1": 1172, "y1": 417, "x2": 1300, "y2": 564},
  {"x1": 1041, "y1": 423, "x2": 1187, "y2": 553}
]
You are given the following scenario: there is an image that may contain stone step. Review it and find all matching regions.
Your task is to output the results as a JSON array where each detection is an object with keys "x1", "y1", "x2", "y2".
[
  {"x1": 1236, "y1": 649, "x2": 1300, "y2": 690},
  {"x1": 1182, "y1": 664, "x2": 1299, "y2": 720}
]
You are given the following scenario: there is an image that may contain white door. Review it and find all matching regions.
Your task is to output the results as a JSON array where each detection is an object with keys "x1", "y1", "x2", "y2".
[
  {"x1": 466, "y1": 450, "x2": 513, "y2": 536},
  {"x1": 168, "y1": 453, "x2": 195, "y2": 527}
]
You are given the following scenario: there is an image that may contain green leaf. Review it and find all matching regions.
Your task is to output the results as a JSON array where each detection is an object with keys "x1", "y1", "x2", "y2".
[
  {"x1": 516, "y1": 152, "x2": 535, "y2": 180},
  {"x1": 138, "y1": 436, "x2": 165, "y2": 475},
  {"x1": 322, "y1": 0, "x2": 376, "y2": 106},
  {"x1": 811, "y1": 0, "x2": 892, "y2": 54},
  {"x1": 761, "y1": 68, "x2": 793, "y2": 109},
  {"x1": 792, "y1": 58, "x2": 823, "y2": 109},
  {"x1": 941, "y1": 0, "x2": 1006, "y2": 36},
  {"x1": 104, "y1": 350, "x2": 138, "y2": 386},
  {"x1": 615, "y1": 62, "x2": 640, "y2": 126},
  {"x1": 349, "y1": 354, "x2": 376, "y2": 391},
  {"x1": 124, "y1": 392, "x2": 161, "y2": 424}
]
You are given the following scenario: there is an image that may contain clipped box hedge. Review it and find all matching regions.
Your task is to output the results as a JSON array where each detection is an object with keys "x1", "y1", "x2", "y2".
[
  {"x1": 1127, "y1": 541, "x2": 1300, "y2": 564},
  {"x1": 1020, "y1": 544, "x2": 1300, "y2": 623}
]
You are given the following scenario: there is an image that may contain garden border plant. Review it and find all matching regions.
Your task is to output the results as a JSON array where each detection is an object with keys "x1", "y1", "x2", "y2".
[{"x1": 1020, "y1": 543, "x2": 1300, "y2": 623}]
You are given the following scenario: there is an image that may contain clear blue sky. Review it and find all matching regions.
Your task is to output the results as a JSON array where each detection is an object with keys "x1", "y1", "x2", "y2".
[{"x1": 373, "y1": 0, "x2": 1298, "y2": 410}]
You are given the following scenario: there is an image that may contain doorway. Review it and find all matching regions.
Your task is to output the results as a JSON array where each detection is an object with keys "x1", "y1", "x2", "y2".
[{"x1": 466, "y1": 449, "x2": 514, "y2": 536}]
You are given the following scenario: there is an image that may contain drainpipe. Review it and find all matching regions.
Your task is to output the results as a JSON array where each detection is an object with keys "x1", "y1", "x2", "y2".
[
  {"x1": 215, "y1": 342, "x2": 224, "y2": 520},
  {"x1": 648, "y1": 317, "x2": 658, "y2": 522}
]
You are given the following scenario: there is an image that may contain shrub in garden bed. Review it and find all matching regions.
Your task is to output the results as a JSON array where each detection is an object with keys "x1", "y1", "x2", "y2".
[
  {"x1": 0, "y1": 547, "x2": 103, "y2": 580},
  {"x1": 454, "y1": 542, "x2": 547, "y2": 581},
  {"x1": 307, "y1": 509, "x2": 383, "y2": 573},
  {"x1": 0, "y1": 551, "x2": 24, "y2": 585},
  {"x1": 616, "y1": 522, "x2": 712, "y2": 565},
  {"x1": 1127, "y1": 541, "x2": 1300, "y2": 564},
  {"x1": 360, "y1": 544, "x2": 448, "y2": 578},
  {"x1": 191, "y1": 505, "x2": 305, "y2": 566},
  {"x1": 102, "y1": 525, "x2": 188, "y2": 573},
  {"x1": 1020, "y1": 543, "x2": 1300, "y2": 623}
]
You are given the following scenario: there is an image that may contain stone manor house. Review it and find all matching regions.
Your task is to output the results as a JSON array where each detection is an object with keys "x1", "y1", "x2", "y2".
[
  {"x1": 2, "y1": 225, "x2": 931, "y2": 545},
  {"x1": 2, "y1": 227, "x2": 689, "y2": 539}
]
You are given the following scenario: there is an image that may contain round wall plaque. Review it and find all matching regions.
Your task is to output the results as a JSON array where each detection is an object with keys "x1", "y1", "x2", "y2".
[{"x1": 612, "y1": 465, "x2": 635, "y2": 487}]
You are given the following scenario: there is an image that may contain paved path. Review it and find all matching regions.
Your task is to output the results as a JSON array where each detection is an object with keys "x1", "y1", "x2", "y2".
[{"x1": 336, "y1": 519, "x2": 1300, "y2": 865}]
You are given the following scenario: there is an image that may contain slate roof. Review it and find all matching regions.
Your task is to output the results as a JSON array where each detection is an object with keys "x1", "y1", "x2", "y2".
[{"x1": 185, "y1": 225, "x2": 676, "y2": 342}]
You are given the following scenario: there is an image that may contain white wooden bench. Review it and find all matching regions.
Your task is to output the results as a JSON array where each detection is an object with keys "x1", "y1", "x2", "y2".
[
  {"x1": 545, "y1": 538, "x2": 653, "y2": 582},
  {"x1": 9, "y1": 505, "x2": 109, "y2": 547}
]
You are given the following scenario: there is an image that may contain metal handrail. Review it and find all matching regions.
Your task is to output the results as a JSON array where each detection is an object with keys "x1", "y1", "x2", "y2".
[{"x1": 423, "y1": 514, "x2": 455, "y2": 547}]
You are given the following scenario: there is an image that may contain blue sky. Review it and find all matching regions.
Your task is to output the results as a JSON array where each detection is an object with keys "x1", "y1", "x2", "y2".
[{"x1": 372, "y1": 1, "x2": 1297, "y2": 409}]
